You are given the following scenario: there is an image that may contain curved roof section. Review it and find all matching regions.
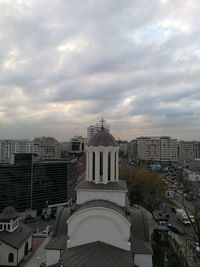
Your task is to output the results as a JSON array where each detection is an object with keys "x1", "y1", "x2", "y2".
[
  {"x1": 0, "y1": 206, "x2": 19, "y2": 220},
  {"x1": 70, "y1": 200, "x2": 131, "y2": 223},
  {"x1": 89, "y1": 131, "x2": 118, "y2": 147},
  {"x1": 60, "y1": 241, "x2": 134, "y2": 267}
]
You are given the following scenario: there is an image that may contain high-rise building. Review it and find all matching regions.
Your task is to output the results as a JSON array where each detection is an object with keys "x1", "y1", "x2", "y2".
[
  {"x1": 129, "y1": 136, "x2": 178, "y2": 163},
  {"x1": 0, "y1": 154, "x2": 78, "y2": 214},
  {"x1": 0, "y1": 139, "x2": 33, "y2": 162},
  {"x1": 33, "y1": 136, "x2": 61, "y2": 159},
  {"x1": 87, "y1": 119, "x2": 110, "y2": 140},
  {"x1": 177, "y1": 141, "x2": 194, "y2": 162}
]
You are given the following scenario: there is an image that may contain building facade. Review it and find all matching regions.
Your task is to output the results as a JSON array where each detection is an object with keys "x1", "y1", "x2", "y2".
[
  {"x1": 87, "y1": 120, "x2": 110, "y2": 141},
  {"x1": 33, "y1": 136, "x2": 61, "y2": 159},
  {"x1": 0, "y1": 154, "x2": 78, "y2": 215},
  {"x1": 0, "y1": 206, "x2": 33, "y2": 267},
  {"x1": 128, "y1": 136, "x2": 178, "y2": 163},
  {"x1": 0, "y1": 139, "x2": 33, "y2": 162}
]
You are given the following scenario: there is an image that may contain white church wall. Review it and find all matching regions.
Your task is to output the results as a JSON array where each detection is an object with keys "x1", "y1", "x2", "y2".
[
  {"x1": 0, "y1": 242, "x2": 17, "y2": 266},
  {"x1": 17, "y1": 236, "x2": 32, "y2": 264},
  {"x1": 135, "y1": 254, "x2": 153, "y2": 267},
  {"x1": 77, "y1": 189, "x2": 126, "y2": 207},
  {"x1": 67, "y1": 207, "x2": 131, "y2": 251},
  {"x1": 46, "y1": 250, "x2": 61, "y2": 266}
]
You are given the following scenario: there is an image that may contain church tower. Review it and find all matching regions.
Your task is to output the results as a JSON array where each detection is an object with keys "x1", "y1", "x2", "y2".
[
  {"x1": 76, "y1": 119, "x2": 127, "y2": 207},
  {"x1": 86, "y1": 119, "x2": 119, "y2": 184}
]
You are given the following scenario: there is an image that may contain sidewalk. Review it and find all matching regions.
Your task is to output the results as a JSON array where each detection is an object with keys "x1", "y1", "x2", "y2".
[{"x1": 23, "y1": 237, "x2": 50, "y2": 267}]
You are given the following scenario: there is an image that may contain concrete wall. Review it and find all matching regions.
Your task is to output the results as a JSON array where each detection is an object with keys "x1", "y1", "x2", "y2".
[
  {"x1": 18, "y1": 236, "x2": 32, "y2": 264},
  {"x1": 46, "y1": 250, "x2": 61, "y2": 266},
  {"x1": 0, "y1": 242, "x2": 17, "y2": 266},
  {"x1": 135, "y1": 254, "x2": 153, "y2": 267},
  {"x1": 67, "y1": 207, "x2": 131, "y2": 251},
  {"x1": 77, "y1": 189, "x2": 126, "y2": 207}
]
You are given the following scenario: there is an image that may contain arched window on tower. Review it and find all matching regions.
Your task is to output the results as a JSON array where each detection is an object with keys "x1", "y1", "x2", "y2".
[
  {"x1": 8, "y1": 253, "x2": 14, "y2": 263},
  {"x1": 108, "y1": 152, "x2": 111, "y2": 181},
  {"x1": 114, "y1": 152, "x2": 116, "y2": 180},
  {"x1": 92, "y1": 152, "x2": 95, "y2": 181},
  {"x1": 100, "y1": 152, "x2": 103, "y2": 182},
  {"x1": 86, "y1": 151, "x2": 89, "y2": 179}
]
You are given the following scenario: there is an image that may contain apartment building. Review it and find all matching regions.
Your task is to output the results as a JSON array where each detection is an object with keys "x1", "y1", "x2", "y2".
[
  {"x1": 87, "y1": 121, "x2": 110, "y2": 140},
  {"x1": 33, "y1": 136, "x2": 61, "y2": 159},
  {"x1": 0, "y1": 139, "x2": 33, "y2": 162},
  {"x1": 128, "y1": 136, "x2": 178, "y2": 163}
]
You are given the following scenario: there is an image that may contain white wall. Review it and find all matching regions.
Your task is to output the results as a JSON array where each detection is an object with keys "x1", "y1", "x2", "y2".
[
  {"x1": 46, "y1": 250, "x2": 61, "y2": 266},
  {"x1": 18, "y1": 236, "x2": 32, "y2": 264},
  {"x1": 135, "y1": 254, "x2": 153, "y2": 267},
  {"x1": 77, "y1": 189, "x2": 126, "y2": 207},
  {"x1": 67, "y1": 207, "x2": 131, "y2": 251},
  {"x1": 0, "y1": 242, "x2": 17, "y2": 266}
]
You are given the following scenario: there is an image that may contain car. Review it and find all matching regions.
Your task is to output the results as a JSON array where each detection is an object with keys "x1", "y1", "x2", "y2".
[{"x1": 167, "y1": 224, "x2": 184, "y2": 235}]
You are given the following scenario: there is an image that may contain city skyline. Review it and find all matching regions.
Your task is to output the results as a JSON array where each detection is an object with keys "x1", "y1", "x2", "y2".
[{"x1": 0, "y1": 1, "x2": 200, "y2": 141}]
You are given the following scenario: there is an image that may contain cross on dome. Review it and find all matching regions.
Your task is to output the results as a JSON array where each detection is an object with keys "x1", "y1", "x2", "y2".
[{"x1": 100, "y1": 118, "x2": 105, "y2": 131}]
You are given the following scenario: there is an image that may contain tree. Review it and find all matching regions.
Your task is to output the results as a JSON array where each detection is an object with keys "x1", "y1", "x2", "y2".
[{"x1": 126, "y1": 167, "x2": 166, "y2": 218}]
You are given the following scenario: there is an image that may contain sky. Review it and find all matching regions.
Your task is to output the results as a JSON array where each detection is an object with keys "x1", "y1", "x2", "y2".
[{"x1": 0, "y1": 0, "x2": 200, "y2": 141}]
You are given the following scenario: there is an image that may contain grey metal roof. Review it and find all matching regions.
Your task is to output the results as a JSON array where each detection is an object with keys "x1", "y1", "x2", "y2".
[
  {"x1": 130, "y1": 208, "x2": 149, "y2": 242},
  {"x1": 89, "y1": 131, "x2": 118, "y2": 147},
  {"x1": 60, "y1": 241, "x2": 134, "y2": 267},
  {"x1": 0, "y1": 222, "x2": 33, "y2": 249},
  {"x1": 71, "y1": 200, "x2": 131, "y2": 223},
  {"x1": 53, "y1": 207, "x2": 71, "y2": 237},
  {"x1": 131, "y1": 237, "x2": 153, "y2": 254},
  {"x1": 45, "y1": 235, "x2": 67, "y2": 250},
  {"x1": 76, "y1": 177, "x2": 127, "y2": 191},
  {"x1": 0, "y1": 206, "x2": 19, "y2": 220}
]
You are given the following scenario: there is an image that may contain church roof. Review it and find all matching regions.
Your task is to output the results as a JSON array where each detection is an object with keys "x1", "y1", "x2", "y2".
[
  {"x1": 60, "y1": 241, "x2": 134, "y2": 267},
  {"x1": 76, "y1": 177, "x2": 127, "y2": 191},
  {"x1": 0, "y1": 222, "x2": 33, "y2": 249},
  {"x1": 0, "y1": 206, "x2": 19, "y2": 220},
  {"x1": 89, "y1": 131, "x2": 118, "y2": 147},
  {"x1": 71, "y1": 200, "x2": 132, "y2": 223}
]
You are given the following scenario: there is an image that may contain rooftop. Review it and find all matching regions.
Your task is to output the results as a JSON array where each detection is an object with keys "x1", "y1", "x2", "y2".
[
  {"x1": 89, "y1": 131, "x2": 118, "y2": 147},
  {"x1": 60, "y1": 241, "x2": 134, "y2": 267}
]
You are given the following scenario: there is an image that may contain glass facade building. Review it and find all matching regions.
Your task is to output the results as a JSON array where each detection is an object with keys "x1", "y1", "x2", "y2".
[{"x1": 0, "y1": 154, "x2": 78, "y2": 213}]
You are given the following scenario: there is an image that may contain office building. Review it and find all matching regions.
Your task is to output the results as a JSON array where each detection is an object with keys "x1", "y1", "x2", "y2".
[{"x1": 0, "y1": 154, "x2": 78, "y2": 215}]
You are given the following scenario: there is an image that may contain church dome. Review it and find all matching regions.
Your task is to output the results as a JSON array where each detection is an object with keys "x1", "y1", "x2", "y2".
[
  {"x1": 0, "y1": 206, "x2": 19, "y2": 220},
  {"x1": 89, "y1": 131, "x2": 118, "y2": 147}
]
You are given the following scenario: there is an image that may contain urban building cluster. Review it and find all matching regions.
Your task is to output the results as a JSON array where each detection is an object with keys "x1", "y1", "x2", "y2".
[{"x1": 127, "y1": 137, "x2": 200, "y2": 164}]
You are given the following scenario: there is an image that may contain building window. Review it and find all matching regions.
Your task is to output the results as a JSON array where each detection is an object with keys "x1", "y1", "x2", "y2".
[
  {"x1": 100, "y1": 152, "x2": 103, "y2": 180},
  {"x1": 7, "y1": 224, "x2": 10, "y2": 230},
  {"x1": 114, "y1": 152, "x2": 116, "y2": 180},
  {"x1": 92, "y1": 152, "x2": 95, "y2": 181},
  {"x1": 108, "y1": 152, "x2": 111, "y2": 181},
  {"x1": 0, "y1": 224, "x2": 2, "y2": 230},
  {"x1": 8, "y1": 253, "x2": 14, "y2": 263}
]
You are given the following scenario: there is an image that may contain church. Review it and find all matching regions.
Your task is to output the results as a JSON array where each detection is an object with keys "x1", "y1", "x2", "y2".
[{"x1": 46, "y1": 126, "x2": 153, "y2": 267}]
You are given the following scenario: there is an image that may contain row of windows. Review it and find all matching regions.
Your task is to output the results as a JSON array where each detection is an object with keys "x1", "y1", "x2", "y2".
[{"x1": 91, "y1": 152, "x2": 117, "y2": 181}]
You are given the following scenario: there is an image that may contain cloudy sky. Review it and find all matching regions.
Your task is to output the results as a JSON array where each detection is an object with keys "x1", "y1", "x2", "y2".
[{"x1": 0, "y1": 0, "x2": 200, "y2": 141}]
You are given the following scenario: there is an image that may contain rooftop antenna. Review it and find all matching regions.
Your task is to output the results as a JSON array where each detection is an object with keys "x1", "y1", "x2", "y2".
[{"x1": 100, "y1": 118, "x2": 105, "y2": 131}]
